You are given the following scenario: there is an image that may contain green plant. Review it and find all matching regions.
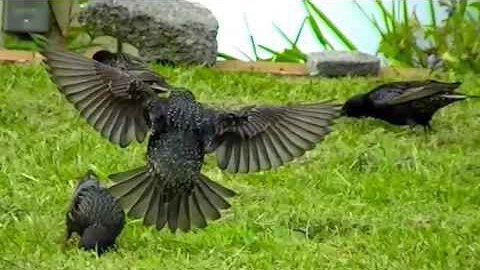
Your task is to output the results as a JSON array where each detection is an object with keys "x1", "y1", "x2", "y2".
[
  {"x1": 256, "y1": 19, "x2": 308, "y2": 63},
  {"x1": 303, "y1": 0, "x2": 357, "y2": 51},
  {"x1": 218, "y1": 0, "x2": 357, "y2": 62},
  {"x1": 354, "y1": 0, "x2": 426, "y2": 67},
  {"x1": 429, "y1": 0, "x2": 480, "y2": 74},
  {"x1": 355, "y1": 0, "x2": 480, "y2": 74}
]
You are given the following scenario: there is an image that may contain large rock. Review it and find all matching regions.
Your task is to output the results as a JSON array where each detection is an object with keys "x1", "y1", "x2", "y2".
[
  {"x1": 306, "y1": 51, "x2": 380, "y2": 77},
  {"x1": 79, "y1": 0, "x2": 218, "y2": 66}
]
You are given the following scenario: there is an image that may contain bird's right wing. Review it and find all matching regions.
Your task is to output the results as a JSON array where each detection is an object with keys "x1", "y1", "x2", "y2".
[
  {"x1": 42, "y1": 47, "x2": 154, "y2": 147},
  {"x1": 209, "y1": 102, "x2": 341, "y2": 173}
]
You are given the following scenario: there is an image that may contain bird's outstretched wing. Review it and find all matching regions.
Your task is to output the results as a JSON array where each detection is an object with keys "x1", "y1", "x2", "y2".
[
  {"x1": 370, "y1": 80, "x2": 461, "y2": 106},
  {"x1": 209, "y1": 102, "x2": 341, "y2": 173},
  {"x1": 42, "y1": 47, "x2": 156, "y2": 147}
]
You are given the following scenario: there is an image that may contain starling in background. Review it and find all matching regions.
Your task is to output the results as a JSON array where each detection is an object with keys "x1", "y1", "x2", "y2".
[
  {"x1": 43, "y1": 47, "x2": 341, "y2": 233},
  {"x1": 92, "y1": 49, "x2": 171, "y2": 93},
  {"x1": 65, "y1": 170, "x2": 125, "y2": 256},
  {"x1": 342, "y1": 80, "x2": 478, "y2": 131}
]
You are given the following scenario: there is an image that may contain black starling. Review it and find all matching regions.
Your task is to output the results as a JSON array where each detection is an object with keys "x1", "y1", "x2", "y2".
[
  {"x1": 92, "y1": 49, "x2": 171, "y2": 93},
  {"x1": 43, "y1": 47, "x2": 341, "y2": 233},
  {"x1": 65, "y1": 170, "x2": 125, "y2": 255},
  {"x1": 342, "y1": 80, "x2": 478, "y2": 130}
]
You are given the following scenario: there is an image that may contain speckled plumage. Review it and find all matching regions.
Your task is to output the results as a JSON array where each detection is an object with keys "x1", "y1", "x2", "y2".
[
  {"x1": 43, "y1": 47, "x2": 341, "y2": 233},
  {"x1": 342, "y1": 80, "x2": 477, "y2": 130},
  {"x1": 65, "y1": 171, "x2": 125, "y2": 255}
]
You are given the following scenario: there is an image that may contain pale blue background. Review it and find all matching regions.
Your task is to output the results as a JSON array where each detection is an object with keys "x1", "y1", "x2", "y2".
[{"x1": 193, "y1": 0, "x2": 447, "y2": 59}]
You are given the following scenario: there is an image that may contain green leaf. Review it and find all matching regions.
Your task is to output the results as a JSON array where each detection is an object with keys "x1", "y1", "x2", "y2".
[
  {"x1": 258, "y1": 45, "x2": 306, "y2": 63},
  {"x1": 429, "y1": 0, "x2": 437, "y2": 29},
  {"x1": 353, "y1": 0, "x2": 385, "y2": 38},
  {"x1": 217, "y1": 52, "x2": 239, "y2": 61},
  {"x1": 294, "y1": 17, "x2": 307, "y2": 45},
  {"x1": 402, "y1": 0, "x2": 409, "y2": 26},
  {"x1": 305, "y1": 14, "x2": 332, "y2": 49},
  {"x1": 243, "y1": 15, "x2": 260, "y2": 60},
  {"x1": 273, "y1": 23, "x2": 296, "y2": 47},
  {"x1": 469, "y1": 2, "x2": 480, "y2": 11},
  {"x1": 29, "y1": 33, "x2": 48, "y2": 47},
  {"x1": 304, "y1": 0, "x2": 357, "y2": 51},
  {"x1": 375, "y1": 0, "x2": 392, "y2": 34},
  {"x1": 391, "y1": 0, "x2": 397, "y2": 33},
  {"x1": 236, "y1": 48, "x2": 254, "y2": 61}
]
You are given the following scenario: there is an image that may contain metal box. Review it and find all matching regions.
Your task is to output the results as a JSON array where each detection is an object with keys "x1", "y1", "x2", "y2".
[{"x1": 3, "y1": 0, "x2": 49, "y2": 33}]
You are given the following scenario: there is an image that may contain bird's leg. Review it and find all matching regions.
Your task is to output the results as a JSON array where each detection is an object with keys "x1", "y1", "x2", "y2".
[
  {"x1": 409, "y1": 124, "x2": 417, "y2": 132},
  {"x1": 407, "y1": 119, "x2": 418, "y2": 134},
  {"x1": 423, "y1": 123, "x2": 433, "y2": 134},
  {"x1": 62, "y1": 228, "x2": 71, "y2": 252}
]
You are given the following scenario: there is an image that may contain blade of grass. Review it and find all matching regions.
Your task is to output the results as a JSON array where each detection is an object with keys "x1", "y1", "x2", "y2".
[
  {"x1": 293, "y1": 17, "x2": 307, "y2": 45},
  {"x1": 235, "y1": 47, "x2": 254, "y2": 61},
  {"x1": 217, "y1": 52, "x2": 240, "y2": 61},
  {"x1": 375, "y1": 0, "x2": 392, "y2": 34},
  {"x1": 459, "y1": 0, "x2": 468, "y2": 16},
  {"x1": 305, "y1": 14, "x2": 332, "y2": 49},
  {"x1": 353, "y1": 0, "x2": 386, "y2": 38},
  {"x1": 258, "y1": 45, "x2": 304, "y2": 62},
  {"x1": 428, "y1": 0, "x2": 437, "y2": 29},
  {"x1": 402, "y1": 0, "x2": 409, "y2": 25},
  {"x1": 243, "y1": 14, "x2": 260, "y2": 61},
  {"x1": 29, "y1": 33, "x2": 48, "y2": 47},
  {"x1": 273, "y1": 23, "x2": 296, "y2": 46},
  {"x1": 391, "y1": 0, "x2": 397, "y2": 33},
  {"x1": 304, "y1": 0, "x2": 357, "y2": 51}
]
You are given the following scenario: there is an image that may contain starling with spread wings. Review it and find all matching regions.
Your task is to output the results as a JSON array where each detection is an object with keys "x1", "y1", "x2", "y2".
[
  {"x1": 342, "y1": 80, "x2": 478, "y2": 130},
  {"x1": 43, "y1": 47, "x2": 340, "y2": 233}
]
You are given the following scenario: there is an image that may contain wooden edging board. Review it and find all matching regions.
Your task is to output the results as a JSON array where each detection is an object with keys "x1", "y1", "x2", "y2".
[
  {"x1": 0, "y1": 49, "x2": 43, "y2": 63},
  {"x1": 0, "y1": 49, "x2": 430, "y2": 78}
]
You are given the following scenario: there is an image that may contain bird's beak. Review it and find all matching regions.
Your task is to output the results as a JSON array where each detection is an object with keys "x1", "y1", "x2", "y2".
[{"x1": 151, "y1": 84, "x2": 171, "y2": 93}]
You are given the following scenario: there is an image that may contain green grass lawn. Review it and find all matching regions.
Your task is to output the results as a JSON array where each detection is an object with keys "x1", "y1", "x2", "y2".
[{"x1": 1, "y1": 63, "x2": 480, "y2": 269}]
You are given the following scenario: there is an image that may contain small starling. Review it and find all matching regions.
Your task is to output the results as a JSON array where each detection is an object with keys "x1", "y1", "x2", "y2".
[
  {"x1": 43, "y1": 47, "x2": 341, "y2": 233},
  {"x1": 65, "y1": 170, "x2": 125, "y2": 255},
  {"x1": 342, "y1": 80, "x2": 478, "y2": 130}
]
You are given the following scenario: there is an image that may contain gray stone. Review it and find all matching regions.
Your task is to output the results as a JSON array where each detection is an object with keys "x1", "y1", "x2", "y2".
[
  {"x1": 79, "y1": 0, "x2": 218, "y2": 66},
  {"x1": 306, "y1": 51, "x2": 380, "y2": 77}
]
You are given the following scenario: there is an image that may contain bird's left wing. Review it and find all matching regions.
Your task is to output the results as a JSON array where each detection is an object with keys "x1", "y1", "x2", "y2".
[{"x1": 208, "y1": 102, "x2": 341, "y2": 173}]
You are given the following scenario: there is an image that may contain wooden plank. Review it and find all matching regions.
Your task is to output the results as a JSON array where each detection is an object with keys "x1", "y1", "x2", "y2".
[
  {"x1": 214, "y1": 60, "x2": 307, "y2": 76},
  {"x1": 0, "y1": 49, "x2": 432, "y2": 81},
  {"x1": 0, "y1": 49, "x2": 44, "y2": 63},
  {"x1": 215, "y1": 60, "x2": 431, "y2": 78}
]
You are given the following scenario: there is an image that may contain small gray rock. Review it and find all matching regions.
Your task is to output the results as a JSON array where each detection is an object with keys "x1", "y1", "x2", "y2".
[
  {"x1": 79, "y1": 0, "x2": 218, "y2": 66},
  {"x1": 306, "y1": 51, "x2": 380, "y2": 77}
]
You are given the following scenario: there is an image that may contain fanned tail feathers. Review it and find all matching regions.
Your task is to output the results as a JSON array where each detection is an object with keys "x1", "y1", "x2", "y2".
[{"x1": 108, "y1": 166, "x2": 236, "y2": 232}]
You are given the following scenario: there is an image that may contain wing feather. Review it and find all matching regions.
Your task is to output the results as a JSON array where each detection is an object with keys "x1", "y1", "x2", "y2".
[
  {"x1": 42, "y1": 47, "x2": 159, "y2": 147},
  {"x1": 213, "y1": 102, "x2": 340, "y2": 173}
]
